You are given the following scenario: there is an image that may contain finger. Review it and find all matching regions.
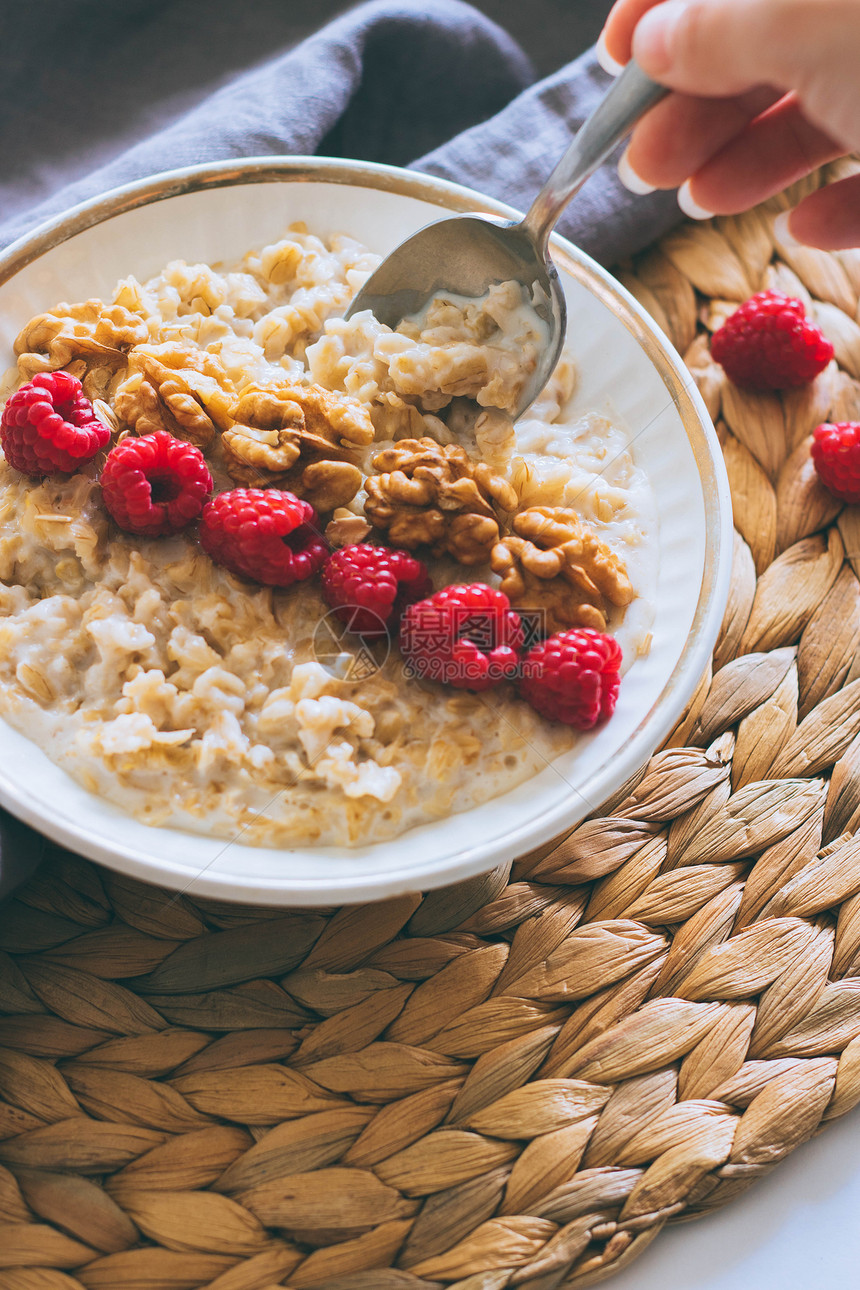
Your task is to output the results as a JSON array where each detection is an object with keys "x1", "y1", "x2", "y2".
[
  {"x1": 622, "y1": 86, "x2": 780, "y2": 191},
  {"x1": 785, "y1": 175, "x2": 860, "y2": 251},
  {"x1": 599, "y1": 0, "x2": 663, "y2": 70},
  {"x1": 632, "y1": 0, "x2": 859, "y2": 107},
  {"x1": 682, "y1": 95, "x2": 845, "y2": 217}
]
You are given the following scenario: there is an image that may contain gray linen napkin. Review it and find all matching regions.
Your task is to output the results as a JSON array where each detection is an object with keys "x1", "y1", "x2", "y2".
[
  {"x1": 0, "y1": 0, "x2": 681, "y2": 259},
  {"x1": 0, "y1": 0, "x2": 682, "y2": 898}
]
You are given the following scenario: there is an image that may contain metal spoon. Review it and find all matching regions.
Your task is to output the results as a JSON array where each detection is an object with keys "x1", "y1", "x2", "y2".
[{"x1": 346, "y1": 60, "x2": 666, "y2": 419}]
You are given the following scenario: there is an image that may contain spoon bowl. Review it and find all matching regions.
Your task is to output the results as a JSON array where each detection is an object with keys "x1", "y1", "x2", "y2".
[
  {"x1": 346, "y1": 214, "x2": 566, "y2": 418},
  {"x1": 346, "y1": 59, "x2": 665, "y2": 419}
]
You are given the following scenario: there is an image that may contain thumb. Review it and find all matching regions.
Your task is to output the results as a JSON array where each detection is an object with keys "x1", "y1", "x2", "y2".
[
  {"x1": 632, "y1": 0, "x2": 860, "y2": 146},
  {"x1": 632, "y1": 0, "x2": 787, "y2": 94}
]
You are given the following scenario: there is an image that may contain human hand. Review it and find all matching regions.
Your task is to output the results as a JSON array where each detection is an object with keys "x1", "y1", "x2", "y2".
[{"x1": 598, "y1": 0, "x2": 860, "y2": 249}]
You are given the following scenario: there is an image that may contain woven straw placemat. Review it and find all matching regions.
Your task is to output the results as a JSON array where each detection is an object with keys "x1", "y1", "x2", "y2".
[{"x1": 2, "y1": 161, "x2": 860, "y2": 1290}]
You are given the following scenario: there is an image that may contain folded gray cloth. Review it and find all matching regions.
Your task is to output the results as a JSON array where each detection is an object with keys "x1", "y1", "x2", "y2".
[
  {"x1": 0, "y1": 0, "x2": 680, "y2": 260},
  {"x1": 0, "y1": 0, "x2": 530, "y2": 249},
  {"x1": 0, "y1": 0, "x2": 683, "y2": 899}
]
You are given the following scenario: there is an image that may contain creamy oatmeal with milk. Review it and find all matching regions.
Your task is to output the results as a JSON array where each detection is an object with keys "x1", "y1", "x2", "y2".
[{"x1": 0, "y1": 224, "x2": 656, "y2": 847}]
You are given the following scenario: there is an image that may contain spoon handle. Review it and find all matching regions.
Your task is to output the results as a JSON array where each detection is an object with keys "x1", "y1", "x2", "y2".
[{"x1": 520, "y1": 59, "x2": 667, "y2": 253}]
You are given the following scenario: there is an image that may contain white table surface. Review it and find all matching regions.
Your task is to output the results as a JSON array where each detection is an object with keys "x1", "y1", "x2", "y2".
[{"x1": 609, "y1": 1102, "x2": 860, "y2": 1289}]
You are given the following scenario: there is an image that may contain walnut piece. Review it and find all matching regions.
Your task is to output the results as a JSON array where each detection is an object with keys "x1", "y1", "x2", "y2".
[
  {"x1": 364, "y1": 437, "x2": 517, "y2": 565},
  {"x1": 491, "y1": 505, "x2": 635, "y2": 634},
  {"x1": 325, "y1": 509, "x2": 373, "y2": 548},
  {"x1": 15, "y1": 300, "x2": 148, "y2": 403},
  {"x1": 221, "y1": 381, "x2": 373, "y2": 512},
  {"x1": 113, "y1": 343, "x2": 237, "y2": 449}
]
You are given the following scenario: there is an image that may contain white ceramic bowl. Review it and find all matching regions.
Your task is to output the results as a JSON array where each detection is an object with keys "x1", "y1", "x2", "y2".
[{"x1": 0, "y1": 158, "x2": 732, "y2": 904}]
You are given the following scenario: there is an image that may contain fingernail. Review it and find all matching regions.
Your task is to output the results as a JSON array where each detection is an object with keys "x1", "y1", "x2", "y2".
[
  {"x1": 618, "y1": 148, "x2": 657, "y2": 195},
  {"x1": 633, "y1": 0, "x2": 688, "y2": 76},
  {"x1": 678, "y1": 179, "x2": 714, "y2": 220},
  {"x1": 596, "y1": 29, "x2": 624, "y2": 76},
  {"x1": 774, "y1": 210, "x2": 800, "y2": 248}
]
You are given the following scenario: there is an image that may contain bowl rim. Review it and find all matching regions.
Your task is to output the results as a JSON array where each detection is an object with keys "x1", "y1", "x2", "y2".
[{"x1": 0, "y1": 155, "x2": 733, "y2": 902}]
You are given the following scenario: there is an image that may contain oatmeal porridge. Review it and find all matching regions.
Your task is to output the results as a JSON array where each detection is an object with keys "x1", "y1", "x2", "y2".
[{"x1": 0, "y1": 225, "x2": 657, "y2": 847}]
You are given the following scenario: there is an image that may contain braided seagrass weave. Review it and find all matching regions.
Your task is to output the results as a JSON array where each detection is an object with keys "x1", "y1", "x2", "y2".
[{"x1": 2, "y1": 161, "x2": 860, "y2": 1289}]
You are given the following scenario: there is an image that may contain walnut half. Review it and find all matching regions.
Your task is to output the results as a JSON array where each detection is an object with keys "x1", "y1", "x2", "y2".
[
  {"x1": 15, "y1": 299, "x2": 148, "y2": 403},
  {"x1": 364, "y1": 437, "x2": 518, "y2": 566},
  {"x1": 491, "y1": 506, "x2": 635, "y2": 634},
  {"x1": 113, "y1": 343, "x2": 236, "y2": 449},
  {"x1": 221, "y1": 381, "x2": 373, "y2": 512}
]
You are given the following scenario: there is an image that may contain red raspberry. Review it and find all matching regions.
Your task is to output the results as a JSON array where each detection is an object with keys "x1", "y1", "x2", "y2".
[
  {"x1": 322, "y1": 543, "x2": 432, "y2": 640},
  {"x1": 1, "y1": 371, "x2": 110, "y2": 476},
  {"x1": 100, "y1": 431, "x2": 213, "y2": 537},
  {"x1": 519, "y1": 628, "x2": 622, "y2": 729},
  {"x1": 811, "y1": 422, "x2": 860, "y2": 504},
  {"x1": 200, "y1": 487, "x2": 327, "y2": 586},
  {"x1": 400, "y1": 583, "x2": 523, "y2": 691},
  {"x1": 710, "y1": 291, "x2": 833, "y2": 390}
]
